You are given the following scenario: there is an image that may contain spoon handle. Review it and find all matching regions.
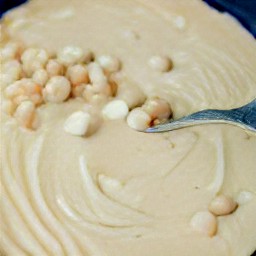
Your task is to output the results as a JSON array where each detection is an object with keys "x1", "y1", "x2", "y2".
[{"x1": 146, "y1": 99, "x2": 256, "y2": 133}]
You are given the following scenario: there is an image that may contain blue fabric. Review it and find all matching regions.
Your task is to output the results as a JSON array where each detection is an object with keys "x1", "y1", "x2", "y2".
[{"x1": 0, "y1": 0, "x2": 27, "y2": 17}]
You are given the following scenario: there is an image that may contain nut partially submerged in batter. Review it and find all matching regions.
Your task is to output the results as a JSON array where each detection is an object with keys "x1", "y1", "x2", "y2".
[{"x1": 1, "y1": 41, "x2": 173, "y2": 134}]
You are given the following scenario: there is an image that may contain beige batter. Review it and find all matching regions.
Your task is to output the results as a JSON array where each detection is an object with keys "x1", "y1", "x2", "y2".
[{"x1": 1, "y1": 0, "x2": 256, "y2": 255}]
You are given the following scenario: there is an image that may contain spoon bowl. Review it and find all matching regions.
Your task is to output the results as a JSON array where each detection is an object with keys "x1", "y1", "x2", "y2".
[{"x1": 145, "y1": 99, "x2": 256, "y2": 133}]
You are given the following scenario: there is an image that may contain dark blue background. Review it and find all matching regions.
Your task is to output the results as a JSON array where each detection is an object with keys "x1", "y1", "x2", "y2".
[
  {"x1": 0, "y1": 0, "x2": 255, "y2": 36},
  {"x1": 0, "y1": 0, "x2": 27, "y2": 17}
]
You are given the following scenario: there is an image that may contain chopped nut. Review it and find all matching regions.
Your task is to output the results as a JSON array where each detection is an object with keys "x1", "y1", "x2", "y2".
[
  {"x1": 21, "y1": 48, "x2": 49, "y2": 76},
  {"x1": 43, "y1": 76, "x2": 71, "y2": 103},
  {"x1": 57, "y1": 46, "x2": 91, "y2": 66},
  {"x1": 102, "y1": 100, "x2": 129, "y2": 120},
  {"x1": 190, "y1": 211, "x2": 217, "y2": 237},
  {"x1": 127, "y1": 108, "x2": 151, "y2": 131},
  {"x1": 142, "y1": 98, "x2": 172, "y2": 120},
  {"x1": 88, "y1": 62, "x2": 108, "y2": 87},
  {"x1": 209, "y1": 195, "x2": 237, "y2": 216},
  {"x1": 148, "y1": 55, "x2": 173, "y2": 72},
  {"x1": 64, "y1": 111, "x2": 91, "y2": 136},
  {"x1": 46, "y1": 59, "x2": 65, "y2": 77},
  {"x1": 32, "y1": 69, "x2": 49, "y2": 86},
  {"x1": 97, "y1": 55, "x2": 120, "y2": 73},
  {"x1": 66, "y1": 64, "x2": 89, "y2": 86},
  {"x1": 14, "y1": 100, "x2": 36, "y2": 129}
]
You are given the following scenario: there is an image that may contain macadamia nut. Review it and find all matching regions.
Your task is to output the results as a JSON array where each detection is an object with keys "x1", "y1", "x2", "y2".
[
  {"x1": 43, "y1": 76, "x2": 71, "y2": 103},
  {"x1": 21, "y1": 48, "x2": 49, "y2": 76},
  {"x1": 127, "y1": 108, "x2": 151, "y2": 131},
  {"x1": 209, "y1": 195, "x2": 238, "y2": 216},
  {"x1": 190, "y1": 211, "x2": 217, "y2": 237}
]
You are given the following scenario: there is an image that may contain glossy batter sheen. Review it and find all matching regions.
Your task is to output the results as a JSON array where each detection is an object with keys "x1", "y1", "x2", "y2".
[{"x1": 1, "y1": 0, "x2": 256, "y2": 255}]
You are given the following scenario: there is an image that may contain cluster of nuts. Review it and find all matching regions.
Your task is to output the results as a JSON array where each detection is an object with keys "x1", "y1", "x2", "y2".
[
  {"x1": 190, "y1": 194, "x2": 238, "y2": 237},
  {"x1": 1, "y1": 39, "x2": 173, "y2": 134},
  {"x1": 1, "y1": 41, "x2": 120, "y2": 129}
]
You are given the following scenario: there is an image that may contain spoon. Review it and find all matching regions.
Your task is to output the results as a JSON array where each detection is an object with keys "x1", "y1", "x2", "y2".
[{"x1": 145, "y1": 99, "x2": 256, "y2": 133}]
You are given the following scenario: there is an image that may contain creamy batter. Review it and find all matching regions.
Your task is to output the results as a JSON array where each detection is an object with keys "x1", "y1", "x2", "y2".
[{"x1": 1, "y1": 0, "x2": 256, "y2": 255}]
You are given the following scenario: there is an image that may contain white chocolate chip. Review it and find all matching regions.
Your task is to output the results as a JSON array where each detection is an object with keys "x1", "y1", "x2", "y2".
[
  {"x1": 2, "y1": 60, "x2": 22, "y2": 81},
  {"x1": 66, "y1": 64, "x2": 89, "y2": 86},
  {"x1": 143, "y1": 98, "x2": 172, "y2": 120},
  {"x1": 57, "y1": 46, "x2": 91, "y2": 66},
  {"x1": 102, "y1": 100, "x2": 129, "y2": 120},
  {"x1": 46, "y1": 59, "x2": 65, "y2": 77},
  {"x1": 236, "y1": 191, "x2": 253, "y2": 205},
  {"x1": 97, "y1": 55, "x2": 121, "y2": 73},
  {"x1": 148, "y1": 55, "x2": 173, "y2": 72},
  {"x1": 190, "y1": 211, "x2": 217, "y2": 237},
  {"x1": 127, "y1": 108, "x2": 151, "y2": 131},
  {"x1": 64, "y1": 111, "x2": 91, "y2": 136},
  {"x1": 32, "y1": 69, "x2": 49, "y2": 86},
  {"x1": 14, "y1": 100, "x2": 36, "y2": 129},
  {"x1": 21, "y1": 48, "x2": 49, "y2": 76},
  {"x1": 208, "y1": 195, "x2": 237, "y2": 216},
  {"x1": 43, "y1": 76, "x2": 71, "y2": 103}
]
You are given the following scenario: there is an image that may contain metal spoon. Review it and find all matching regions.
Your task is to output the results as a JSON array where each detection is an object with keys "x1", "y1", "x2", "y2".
[{"x1": 145, "y1": 99, "x2": 256, "y2": 133}]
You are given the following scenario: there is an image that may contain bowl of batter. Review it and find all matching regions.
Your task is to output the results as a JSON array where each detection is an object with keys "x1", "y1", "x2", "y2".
[{"x1": 1, "y1": 1, "x2": 256, "y2": 255}]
